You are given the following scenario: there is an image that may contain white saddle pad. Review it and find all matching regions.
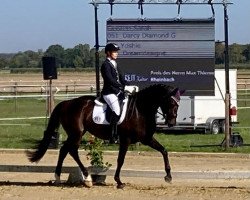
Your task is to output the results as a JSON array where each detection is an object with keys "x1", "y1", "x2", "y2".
[{"x1": 92, "y1": 98, "x2": 129, "y2": 125}]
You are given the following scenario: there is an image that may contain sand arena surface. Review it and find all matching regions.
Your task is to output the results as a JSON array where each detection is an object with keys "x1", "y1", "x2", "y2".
[{"x1": 0, "y1": 150, "x2": 250, "y2": 200}]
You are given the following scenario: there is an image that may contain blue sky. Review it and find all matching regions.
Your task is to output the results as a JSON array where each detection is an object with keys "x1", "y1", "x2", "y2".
[{"x1": 0, "y1": 0, "x2": 248, "y2": 53}]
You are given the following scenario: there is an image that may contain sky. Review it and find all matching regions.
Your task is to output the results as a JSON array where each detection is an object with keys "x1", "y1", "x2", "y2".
[{"x1": 0, "y1": 0, "x2": 249, "y2": 53}]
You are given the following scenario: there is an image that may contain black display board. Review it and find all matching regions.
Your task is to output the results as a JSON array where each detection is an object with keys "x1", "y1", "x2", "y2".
[{"x1": 107, "y1": 19, "x2": 215, "y2": 96}]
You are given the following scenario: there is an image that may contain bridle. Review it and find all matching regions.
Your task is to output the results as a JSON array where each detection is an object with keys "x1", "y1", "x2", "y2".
[
  {"x1": 171, "y1": 95, "x2": 180, "y2": 106},
  {"x1": 157, "y1": 94, "x2": 180, "y2": 121}
]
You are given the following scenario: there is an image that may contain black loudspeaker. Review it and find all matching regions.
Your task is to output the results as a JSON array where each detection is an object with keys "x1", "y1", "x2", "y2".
[{"x1": 42, "y1": 56, "x2": 57, "y2": 80}]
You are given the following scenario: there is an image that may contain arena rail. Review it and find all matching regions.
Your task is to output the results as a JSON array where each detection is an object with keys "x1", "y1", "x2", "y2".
[
  {"x1": 0, "y1": 83, "x2": 96, "y2": 95},
  {"x1": 1, "y1": 164, "x2": 250, "y2": 180}
]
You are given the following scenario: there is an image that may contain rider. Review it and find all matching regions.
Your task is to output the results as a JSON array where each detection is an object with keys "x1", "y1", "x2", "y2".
[{"x1": 101, "y1": 43, "x2": 128, "y2": 143}]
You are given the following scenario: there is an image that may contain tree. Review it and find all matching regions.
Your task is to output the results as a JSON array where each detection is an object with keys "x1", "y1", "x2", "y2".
[
  {"x1": 242, "y1": 44, "x2": 250, "y2": 62},
  {"x1": 99, "y1": 48, "x2": 106, "y2": 65},
  {"x1": 73, "y1": 55, "x2": 84, "y2": 68},
  {"x1": 89, "y1": 48, "x2": 96, "y2": 68},
  {"x1": 24, "y1": 50, "x2": 43, "y2": 68},
  {"x1": 229, "y1": 43, "x2": 245, "y2": 63},
  {"x1": 73, "y1": 44, "x2": 91, "y2": 68},
  {"x1": 45, "y1": 45, "x2": 65, "y2": 68},
  {"x1": 9, "y1": 53, "x2": 29, "y2": 68},
  {"x1": 63, "y1": 48, "x2": 75, "y2": 68},
  {"x1": 215, "y1": 42, "x2": 225, "y2": 64},
  {"x1": 0, "y1": 58, "x2": 8, "y2": 69},
  {"x1": 8, "y1": 50, "x2": 42, "y2": 68}
]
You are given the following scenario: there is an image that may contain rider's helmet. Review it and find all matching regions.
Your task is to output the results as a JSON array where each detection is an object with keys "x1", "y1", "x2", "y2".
[{"x1": 105, "y1": 43, "x2": 120, "y2": 53}]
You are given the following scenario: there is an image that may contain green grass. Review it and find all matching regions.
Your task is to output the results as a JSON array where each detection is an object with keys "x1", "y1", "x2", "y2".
[
  {"x1": 0, "y1": 98, "x2": 47, "y2": 118},
  {"x1": 237, "y1": 107, "x2": 250, "y2": 126},
  {"x1": 238, "y1": 90, "x2": 250, "y2": 107},
  {"x1": 0, "y1": 121, "x2": 44, "y2": 149},
  {"x1": 0, "y1": 98, "x2": 250, "y2": 153}
]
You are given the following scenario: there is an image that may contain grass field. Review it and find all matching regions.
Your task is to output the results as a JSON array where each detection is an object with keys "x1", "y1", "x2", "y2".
[
  {"x1": 1, "y1": 72, "x2": 250, "y2": 153},
  {"x1": 1, "y1": 117, "x2": 250, "y2": 153},
  {"x1": 0, "y1": 98, "x2": 250, "y2": 153}
]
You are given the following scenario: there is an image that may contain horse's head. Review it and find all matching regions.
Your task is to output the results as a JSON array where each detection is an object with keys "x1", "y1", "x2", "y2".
[{"x1": 159, "y1": 87, "x2": 184, "y2": 127}]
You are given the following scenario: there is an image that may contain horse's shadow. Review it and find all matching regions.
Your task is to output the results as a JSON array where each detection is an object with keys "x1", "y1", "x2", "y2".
[{"x1": 0, "y1": 181, "x2": 112, "y2": 187}]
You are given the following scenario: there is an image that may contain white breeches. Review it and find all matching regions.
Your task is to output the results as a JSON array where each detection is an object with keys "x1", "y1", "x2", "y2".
[{"x1": 103, "y1": 94, "x2": 120, "y2": 116}]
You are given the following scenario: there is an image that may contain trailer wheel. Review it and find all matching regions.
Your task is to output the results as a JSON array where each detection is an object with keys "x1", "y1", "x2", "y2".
[{"x1": 211, "y1": 120, "x2": 220, "y2": 134}]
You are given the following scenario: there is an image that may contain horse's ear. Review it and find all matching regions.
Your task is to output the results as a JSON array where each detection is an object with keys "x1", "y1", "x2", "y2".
[
  {"x1": 170, "y1": 88, "x2": 185, "y2": 100},
  {"x1": 170, "y1": 88, "x2": 179, "y2": 96}
]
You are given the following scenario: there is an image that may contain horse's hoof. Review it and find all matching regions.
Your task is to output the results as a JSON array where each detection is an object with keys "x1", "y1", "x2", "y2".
[
  {"x1": 54, "y1": 180, "x2": 61, "y2": 185},
  {"x1": 54, "y1": 174, "x2": 61, "y2": 185},
  {"x1": 84, "y1": 180, "x2": 93, "y2": 188},
  {"x1": 117, "y1": 183, "x2": 125, "y2": 189},
  {"x1": 164, "y1": 175, "x2": 172, "y2": 183},
  {"x1": 83, "y1": 174, "x2": 93, "y2": 188}
]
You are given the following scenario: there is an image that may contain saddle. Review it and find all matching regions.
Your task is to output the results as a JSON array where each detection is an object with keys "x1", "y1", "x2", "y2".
[
  {"x1": 92, "y1": 86, "x2": 138, "y2": 125},
  {"x1": 92, "y1": 97, "x2": 128, "y2": 125}
]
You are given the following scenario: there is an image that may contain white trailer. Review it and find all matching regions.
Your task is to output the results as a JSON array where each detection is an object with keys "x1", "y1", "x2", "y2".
[{"x1": 156, "y1": 69, "x2": 237, "y2": 134}]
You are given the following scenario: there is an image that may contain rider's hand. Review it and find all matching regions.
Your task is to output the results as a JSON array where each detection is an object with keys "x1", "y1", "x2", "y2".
[{"x1": 117, "y1": 91, "x2": 125, "y2": 100}]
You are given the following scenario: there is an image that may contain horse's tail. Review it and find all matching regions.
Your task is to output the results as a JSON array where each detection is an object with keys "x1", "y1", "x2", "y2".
[{"x1": 26, "y1": 102, "x2": 62, "y2": 163}]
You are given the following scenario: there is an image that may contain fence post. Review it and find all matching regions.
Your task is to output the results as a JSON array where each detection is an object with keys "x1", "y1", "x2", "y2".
[
  {"x1": 74, "y1": 81, "x2": 76, "y2": 94},
  {"x1": 66, "y1": 85, "x2": 68, "y2": 94},
  {"x1": 245, "y1": 81, "x2": 247, "y2": 107},
  {"x1": 14, "y1": 82, "x2": 17, "y2": 112}
]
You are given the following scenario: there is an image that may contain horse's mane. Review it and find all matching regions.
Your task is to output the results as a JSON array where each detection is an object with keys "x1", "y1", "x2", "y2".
[{"x1": 137, "y1": 84, "x2": 174, "y2": 98}]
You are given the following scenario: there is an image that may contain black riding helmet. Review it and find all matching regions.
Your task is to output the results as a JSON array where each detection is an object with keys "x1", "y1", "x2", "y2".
[{"x1": 105, "y1": 43, "x2": 120, "y2": 53}]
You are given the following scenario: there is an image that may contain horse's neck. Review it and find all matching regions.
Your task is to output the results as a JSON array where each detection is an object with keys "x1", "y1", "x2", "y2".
[{"x1": 136, "y1": 89, "x2": 160, "y2": 115}]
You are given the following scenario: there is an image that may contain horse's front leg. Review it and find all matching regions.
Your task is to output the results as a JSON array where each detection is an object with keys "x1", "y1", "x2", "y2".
[
  {"x1": 144, "y1": 136, "x2": 172, "y2": 183},
  {"x1": 115, "y1": 140, "x2": 129, "y2": 189}
]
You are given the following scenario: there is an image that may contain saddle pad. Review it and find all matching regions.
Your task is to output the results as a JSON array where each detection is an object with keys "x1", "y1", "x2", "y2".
[{"x1": 92, "y1": 98, "x2": 129, "y2": 125}]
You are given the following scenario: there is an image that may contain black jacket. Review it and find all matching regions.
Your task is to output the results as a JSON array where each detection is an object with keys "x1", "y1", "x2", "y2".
[{"x1": 101, "y1": 59, "x2": 127, "y2": 95}]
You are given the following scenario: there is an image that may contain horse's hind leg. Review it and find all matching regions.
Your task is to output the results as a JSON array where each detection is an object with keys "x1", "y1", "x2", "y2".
[
  {"x1": 144, "y1": 137, "x2": 172, "y2": 183},
  {"x1": 55, "y1": 142, "x2": 70, "y2": 184}
]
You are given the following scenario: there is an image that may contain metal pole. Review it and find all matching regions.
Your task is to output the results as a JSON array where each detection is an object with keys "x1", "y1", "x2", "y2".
[
  {"x1": 225, "y1": 93, "x2": 230, "y2": 148},
  {"x1": 49, "y1": 79, "x2": 53, "y2": 115},
  {"x1": 94, "y1": 4, "x2": 100, "y2": 97},
  {"x1": 223, "y1": 2, "x2": 230, "y2": 149}
]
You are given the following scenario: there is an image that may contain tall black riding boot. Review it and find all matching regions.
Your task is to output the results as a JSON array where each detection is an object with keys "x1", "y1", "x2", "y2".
[{"x1": 110, "y1": 112, "x2": 120, "y2": 144}]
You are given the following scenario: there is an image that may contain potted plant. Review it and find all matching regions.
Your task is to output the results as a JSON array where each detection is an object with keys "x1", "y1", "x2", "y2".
[{"x1": 84, "y1": 136, "x2": 112, "y2": 184}]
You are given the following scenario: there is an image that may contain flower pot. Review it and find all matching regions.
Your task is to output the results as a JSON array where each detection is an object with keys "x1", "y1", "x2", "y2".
[
  {"x1": 88, "y1": 166, "x2": 109, "y2": 185},
  {"x1": 91, "y1": 174, "x2": 107, "y2": 184}
]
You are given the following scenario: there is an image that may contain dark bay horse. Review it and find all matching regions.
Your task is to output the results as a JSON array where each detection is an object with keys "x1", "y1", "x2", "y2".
[{"x1": 27, "y1": 84, "x2": 182, "y2": 188}]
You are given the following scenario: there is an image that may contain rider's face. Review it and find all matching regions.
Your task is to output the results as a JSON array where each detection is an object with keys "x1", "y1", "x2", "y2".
[{"x1": 108, "y1": 51, "x2": 118, "y2": 60}]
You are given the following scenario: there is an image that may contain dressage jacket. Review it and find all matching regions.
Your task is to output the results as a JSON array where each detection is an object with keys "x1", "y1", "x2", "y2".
[{"x1": 101, "y1": 59, "x2": 127, "y2": 95}]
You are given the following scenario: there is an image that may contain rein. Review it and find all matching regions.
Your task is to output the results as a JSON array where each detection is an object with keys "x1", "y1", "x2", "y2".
[
  {"x1": 126, "y1": 94, "x2": 138, "y2": 121},
  {"x1": 125, "y1": 85, "x2": 180, "y2": 122}
]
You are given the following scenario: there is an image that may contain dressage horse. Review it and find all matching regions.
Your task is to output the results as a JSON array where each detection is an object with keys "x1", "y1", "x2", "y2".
[{"x1": 27, "y1": 84, "x2": 182, "y2": 189}]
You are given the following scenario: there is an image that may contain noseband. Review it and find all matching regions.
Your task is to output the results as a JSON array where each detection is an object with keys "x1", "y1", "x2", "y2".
[
  {"x1": 171, "y1": 95, "x2": 180, "y2": 106},
  {"x1": 157, "y1": 93, "x2": 180, "y2": 121}
]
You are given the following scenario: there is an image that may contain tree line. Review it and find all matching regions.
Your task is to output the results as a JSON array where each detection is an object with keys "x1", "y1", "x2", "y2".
[
  {"x1": 215, "y1": 43, "x2": 250, "y2": 64},
  {"x1": 0, "y1": 44, "x2": 105, "y2": 70},
  {"x1": 0, "y1": 43, "x2": 250, "y2": 70}
]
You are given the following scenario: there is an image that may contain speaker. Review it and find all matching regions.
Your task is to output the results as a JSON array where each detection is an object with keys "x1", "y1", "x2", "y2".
[{"x1": 42, "y1": 56, "x2": 57, "y2": 80}]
